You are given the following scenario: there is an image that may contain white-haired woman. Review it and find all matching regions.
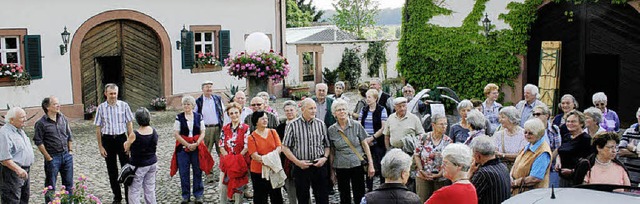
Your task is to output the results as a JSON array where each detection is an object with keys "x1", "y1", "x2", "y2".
[
  {"x1": 530, "y1": 105, "x2": 561, "y2": 188},
  {"x1": 328, "y1": 99, "x2": 374, "y2": 204},
  {"x1": 553, "y1": 94, "x2": 578, "y2": 136},
  {"x1": 361, "y1": 149, "x2": 421, "y2": 204},
  {"x1": 464, "y1": 109, "x2": 488, "y2": 145},
  {"x1": 555, "y1": 110, "x2": 592, "y2": 187},
  {"x1": 414, "y1": 113, "x2": 452, "y2": 202},
  {"x1": 170, "y1": 95, "x2": 214, "y2": 204},
  {"x1": 482, "y1": 83, "x2": 502, "y2": 135},
  {"x1": 510, "y1": 119, "x2": 552, "y2": 195},
  {"x1": 449, "y1": 100, "x2": 474, "y2": 144},
  {"x1": 494, "y1": 106, "x2": 527, "y2": 168},
  {"x1": 257, "y1": 91, "x2": 278, "y2": 118},
  {"x1": 425, "y1": 144, "x2": 477, "y2": 204},
  {"x1": 584, "y1": 107, "x2": 606, "y2": 136},
  {"x1": 592, "y1": 92, "x2": 619, "y2": 132},
  {"x1": 331, "y1": 81, "x2": 350, "y2": 102}
]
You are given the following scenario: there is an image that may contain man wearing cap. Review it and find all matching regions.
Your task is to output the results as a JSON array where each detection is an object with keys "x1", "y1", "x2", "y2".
[
  {"x1": 381, "y1": 97, "x2": 425, "y2": 152},
  {"x1": 194, "y1": 81, "x2": 225, "y2": 183}
]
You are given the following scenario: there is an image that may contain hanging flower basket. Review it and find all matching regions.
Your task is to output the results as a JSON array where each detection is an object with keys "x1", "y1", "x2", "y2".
[{"x1": 225, "y1": 50, "x2": 290, "y2": 84}]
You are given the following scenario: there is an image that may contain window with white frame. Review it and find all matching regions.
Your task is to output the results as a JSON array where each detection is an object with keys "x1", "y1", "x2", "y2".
[
  {"x1": 0, "y1": 36, "x2": 20, "y2": 64},
  {"x1": 194, "y1": 32, "x2": 216, "y2": 55}
]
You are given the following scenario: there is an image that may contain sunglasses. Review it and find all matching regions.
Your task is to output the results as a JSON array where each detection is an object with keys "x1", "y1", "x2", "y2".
[
  {"x1": 251, "y1": 103, "x2": 262, "y2": 106},
  {"x1": 532, "y1": 112, "x2": 543, "y2": 117},
  {"x1": 595, "y1": 103, "x2": 606, "y2": 106},
  {"x1": 524, "y1": 131, "x2": 534, "y2": 135}
]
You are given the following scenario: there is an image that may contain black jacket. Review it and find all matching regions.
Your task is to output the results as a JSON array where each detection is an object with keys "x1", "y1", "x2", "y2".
[{"x1": 362, "y1": 183, "x2": 421, "y2": 204}]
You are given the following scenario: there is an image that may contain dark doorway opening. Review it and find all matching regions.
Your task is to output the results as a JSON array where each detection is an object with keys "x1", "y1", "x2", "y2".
[
  {"x1": 96, "y1": 56, "x2": 124, "y2": 101},
  {"x1": 584, "y1": 53, "x2": 619, "y2": 111}
]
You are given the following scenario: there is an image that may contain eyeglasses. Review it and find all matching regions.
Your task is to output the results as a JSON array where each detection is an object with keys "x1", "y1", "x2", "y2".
[
  {"x1": 532, "y1": 112, "x2": 543, "y2": 117},
  {"x1": 335, "y1": 108, "x2": 347, "y2": 112},
  {"x1": 595, "y1": 103, "x2": 606, "y2": 107},
  {"x1": 604, "y1": 145, "x2": 618, "y2": 151},
  {"x1": 524, "y1": 131, "x2": 534, "y2": 135},
  {"x1": 251, "y1": 103, "x2": 262, "y2": 107}
]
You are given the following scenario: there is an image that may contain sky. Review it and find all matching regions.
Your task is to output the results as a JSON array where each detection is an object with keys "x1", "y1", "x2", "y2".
[{"x1": 312, "y1": 0, "x2": 405, "y2": 10}]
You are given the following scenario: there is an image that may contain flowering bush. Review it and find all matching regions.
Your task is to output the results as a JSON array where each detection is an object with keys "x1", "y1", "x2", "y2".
[
  {"x1": 0, "y1": 63, "x2": 25, "y2": 79},
  {"x1": 195, "y1": 51, "x2": 221, "y2": 68},
  {"x1": 43, "y1": 175, "x2": 102, "y2": 204},
  {"x1": 150, "y1": 97, "x2": 167, "y2": 110},
  {"x1": 84, "y1": 104, "x2": 97, "y2": 114},
  {"x1": 224, "y1": 50, "x2": 290, "y2": 84}
]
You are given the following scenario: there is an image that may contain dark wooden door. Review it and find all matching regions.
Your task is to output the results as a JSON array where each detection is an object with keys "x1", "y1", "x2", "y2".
[{"x1": 81, "y1": 20, "x2": 161, "y2": 109}]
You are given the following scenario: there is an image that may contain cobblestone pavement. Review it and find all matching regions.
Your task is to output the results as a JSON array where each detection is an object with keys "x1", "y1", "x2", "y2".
[{"x1": 23, "y1": 92, "x2": 380, "y2": 204}]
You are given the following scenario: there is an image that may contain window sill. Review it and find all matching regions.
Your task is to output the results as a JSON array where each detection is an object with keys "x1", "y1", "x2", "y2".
[
  {"x1": 0, "y1": 77, "x2": 30, "y2": 87},
  {"x1": 191, "y1": 64, "x2": 223, "y2": 73}
]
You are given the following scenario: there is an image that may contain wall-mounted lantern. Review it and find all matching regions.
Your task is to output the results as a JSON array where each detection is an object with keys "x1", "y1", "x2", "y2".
[{"x1": 60, "y1": 27, "x2": 70, "y2": 55}]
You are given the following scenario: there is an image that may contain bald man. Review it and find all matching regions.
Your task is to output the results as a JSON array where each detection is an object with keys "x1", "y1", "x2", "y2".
[
  {"x1": 224, "y1": 91, "x2": 252, "y2": 125},
  {"x1": 244, "y1": 97, "x2": 279, "y2": 132}
]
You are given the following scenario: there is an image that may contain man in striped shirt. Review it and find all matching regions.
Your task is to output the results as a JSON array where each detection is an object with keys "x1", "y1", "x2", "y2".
[
  {"x1": 469, "y1": 135, "x2": 511, "y2": 204},
  {"x1": 283, "y1": 98, "x2": 331, "y2": 204},
  {"x1": 94, "y1": 83, "x2": 134, "y2": 204}
]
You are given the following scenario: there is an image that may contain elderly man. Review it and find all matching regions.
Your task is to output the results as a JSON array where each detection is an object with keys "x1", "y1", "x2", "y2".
[
  {"x1": 516, "y1": 84, "x2": 547, "y2": 127},
  {"x1": 469, "y1": 136, "x2": 511, "y2": 204},
  {"x1": 194, "y1": 81, "x2": 225, "y2": 155},
  {"x1": 0, "y1": 107, "x2": 34, "y2": 204},
  {"x1": 224, "y1": 91, "x2": 252, "y2": 125},
  {"x1": 95, "y1": 83, "x2": 134, "y2": 204},
  {"x1": 403, "y1": 84, "x2": 427, "y2": 117},
  {"x1": 619, "y1": 107, "x2": 640, "y2": 186},
  {"x1": 370, "y1": 79, "x2": 394, "y2": 114},
  {"x1": 244, "y1": 97, "x2": 279, "y2": 132},
  {"x1": 361, "y1": 149, "x2": 420, "y2": 204},
  {"x1": 34, "y1": 96, "x2": 74, "y2": 203},
  {"x1": 383, "y1": 97, "x2": 425, "y2": 152},
  {"x1": 283, "y1": 98, "x2": 331, "y2": 204},
  {"x1": 313, "y1": 83, "x2": 336, "y2": 127}
]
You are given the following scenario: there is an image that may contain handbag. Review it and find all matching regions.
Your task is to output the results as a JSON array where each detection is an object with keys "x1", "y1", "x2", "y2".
[
  {"x1": 338, "y1": 131, "x2": 369, "y2": 172},
  {"x1": 118, "y1": 163, "x2": 138, "y2": 186}
]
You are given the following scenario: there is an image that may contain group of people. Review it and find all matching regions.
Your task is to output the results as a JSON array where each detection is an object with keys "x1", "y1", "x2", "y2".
[{"x1": 1, "y1": 79, "x2": 639, "y2": 204}]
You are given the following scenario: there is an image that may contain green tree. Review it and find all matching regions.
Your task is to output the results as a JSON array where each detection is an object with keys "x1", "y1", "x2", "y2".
[
  {"x1": 331, "y1": 0, "x2": 379, "y2": 39},
  {"x1": 286, "y1": 0, "x2": 313, "y2": 28},
  {"x1": 296, "y1": 0, "x2": 324, "y2": 22}
]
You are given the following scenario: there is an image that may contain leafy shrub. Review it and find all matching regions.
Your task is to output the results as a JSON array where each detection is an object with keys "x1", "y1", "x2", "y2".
[{"x1": 335, "y1": 47, "x2": 362, "y2": 88}]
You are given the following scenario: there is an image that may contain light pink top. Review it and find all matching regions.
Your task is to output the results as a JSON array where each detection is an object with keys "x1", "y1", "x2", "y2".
[
  {"x1": 584, "y1": 163, "x2": 631, "y2": 186},
  {"x1": 494, "y1": 127, "x2": 527, "y2": 154}
]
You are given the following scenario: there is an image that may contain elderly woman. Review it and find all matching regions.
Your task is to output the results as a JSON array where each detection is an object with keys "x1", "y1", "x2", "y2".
[
  {"x1": 482, "y1": 83, "x2": 502, "y2": 135},
  {"x1": 257, "y1": 91, "x2": 278, "y2": 118},
  {"x1": 218, "y1": 102, "x2": 249, "y2": 204},
  {"x1": 584, "y1": 107, "x2": 606, "y2": 136},
  {"x1": 530, "y1": 105, "x2": 561, "y2": 188},
  {"x1": 592, "y1": 92, "x2": 619, "y2": 132},
  {"x1": 425, "y1": 144, "x2": 477, "y2": 204},
  {"x1": 359, "y1": 89, "x2": 388, "y2": 191},
  {"x1": 331, "y1": 81, "x2": 350, "y2": 102},
  {"x1": 464, "y1": 109, "x2": 488, "y2": 145},
  {"x1": 553, "y1": 94, "x2": 578, "y2": 136},
  {"x1": 247, "y1": 111, "x2": 284, "y2": 204},
  {"x1": 125, "y1": 108, "x2": 158, "y2": 204},
  {"x1": 327, "y1": 99, "x2": 374, "y2": 204},
  {"x1": 574, "y1": 132, "x2": 630, "y2": 186},
  {"x1": 361, "y1": 149, "x2": 421, "y2": 204},
  {"x1": 275, "y1": 100, "x2": 299, "y2": 204},
  {"x1": 555, "y1": 110, "x2": 592, "y2": 187},
  {"x1": 494, "y1": 106, "x2": 527, "y2": 168},
  {"x1": 170, "y1": 95, "x2": 214, "y2": 204},
  {"x1": 510, "y1": 119, "x2": 552, "y2": 195},
  {"x1": 449, "y1": 100, "x2": 473, "y2": 144},
  {"x1": 414, "y1": 113, "x2": 452, "y2": 203}
]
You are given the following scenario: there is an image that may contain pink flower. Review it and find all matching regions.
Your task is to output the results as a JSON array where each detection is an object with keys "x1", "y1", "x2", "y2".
[{"x1": 197, "y1": 52, "x2": 204, "y2": 58}]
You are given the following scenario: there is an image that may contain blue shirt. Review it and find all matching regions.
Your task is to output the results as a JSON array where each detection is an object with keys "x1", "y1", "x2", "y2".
[
  {"x1": 524, "y1": 138, "x2": 551, "y2": 180},
  {"x1": 0, "y1": 124, "x2": 35, "y2": 167}
]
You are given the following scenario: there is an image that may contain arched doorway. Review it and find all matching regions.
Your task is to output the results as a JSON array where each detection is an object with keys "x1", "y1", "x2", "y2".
[
  {"x1": 80, "y1": 20, "x2": 162, "y2": 109},
  {"x1": 527, "y1": 1, "x2": 640, "y2": 124},
  {"x1": 70, "y1": 9, "x2": 172, "y2": 111}
]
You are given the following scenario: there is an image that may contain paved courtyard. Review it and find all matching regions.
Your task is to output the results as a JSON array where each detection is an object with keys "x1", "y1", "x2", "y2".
[{"x1": 23, "y1": 92, "x2": 378, "y2": 204}]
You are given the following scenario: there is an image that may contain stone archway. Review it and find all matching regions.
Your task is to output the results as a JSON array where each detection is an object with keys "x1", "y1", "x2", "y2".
[{"x1": 70, "y1": 9, "x2": 172, "y2": 106}]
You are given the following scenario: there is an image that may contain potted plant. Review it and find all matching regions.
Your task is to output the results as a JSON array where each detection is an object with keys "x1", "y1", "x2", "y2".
[
  {"x1": 195, "y1": 51, "x2": 222, "y2": 70},
  {"x1": 291, "y1": 90, "x2": 311, "y2": 101},
  {"x1": 150, "y1": 97, "x2": 167, "y2": 111},
  {"x1": 225, "y1": 49, "x2": 290, "y2": 96},
  {"x1": 322, "y1": 67, "x2": 339, "y2": 94},
  {"x1": 0, "y1": 63, "x2": 30, "y2": 86},
  {"x1": 285, "y1": 80, "x2": 310, "y2": 98},
  {"x1": 84, "y1": 105, "x2": 97, "y2": 120}
]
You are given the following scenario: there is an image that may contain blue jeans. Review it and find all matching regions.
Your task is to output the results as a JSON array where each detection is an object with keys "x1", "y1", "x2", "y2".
[
  {"x1": 44, "y1": 151, "x2": 73, "y2": 203},
  {"x1": 176, "y1": 147, "x2": 203, "y2": 200}
]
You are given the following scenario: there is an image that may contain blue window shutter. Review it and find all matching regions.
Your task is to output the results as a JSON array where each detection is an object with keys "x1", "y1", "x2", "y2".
[
  {"x1": 181, "y1": 31, "x2": 195, "y2": 69},
  {"x1": 219, "y1": 30, "x2": 230, "y2": 64},
  {"x1": 24, "y1": 35, "x2": 42, "y2": 79}
]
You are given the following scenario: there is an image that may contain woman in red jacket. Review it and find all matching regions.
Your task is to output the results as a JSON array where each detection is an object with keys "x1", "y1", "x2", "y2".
[{"x1": 219, "y1": 102, "x2": 250, "y2": 204}]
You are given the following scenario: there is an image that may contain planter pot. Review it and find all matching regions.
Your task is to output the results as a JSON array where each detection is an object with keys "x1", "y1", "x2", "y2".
[
  {"x1": 0, "y1": 76, "x2": 13, "y2": 83},
  {"x1": 84, "y1": 113, "x2": 94, "y2": 120},
  {"x1": 153, "y1": 106, "x2": 166, "y2": 111},
  {"x1": 287, "y1": 86, "x2": 310, "y2": 96},
  {"x1": 247, "y1": 76, "x2": 268, "y2": 97}
]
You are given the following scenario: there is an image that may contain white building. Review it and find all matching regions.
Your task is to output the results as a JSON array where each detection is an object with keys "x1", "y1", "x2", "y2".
[{"x1": 0, "y1": 0, "x2": 286, "y2": 120}]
